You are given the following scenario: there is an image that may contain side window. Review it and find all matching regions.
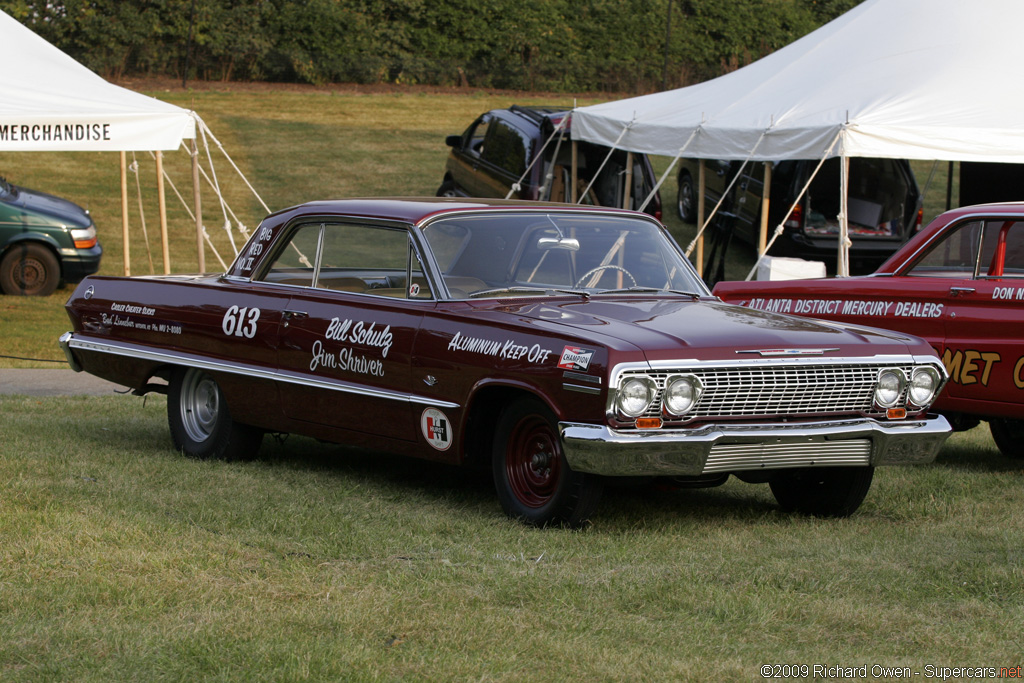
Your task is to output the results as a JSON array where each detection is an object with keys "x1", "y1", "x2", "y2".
[
  {"x1": 982, "y1": 220, "x2": 1024, "y2": 277},
  {"x1": 263, "y1": 223, "x2": 320, "y2": 286},
  {"x1": 481, "y1": 121, "x2": 530, "y2": 176},
  {"x1": 318, "y1": 223, "x2": 433, "y2": 300},
  {"x1": 907, "y1": 221, "x2": 982, "y2": 277},
  {"x1": 467, "y1": 117, "x2": 489, "y2": 156}
]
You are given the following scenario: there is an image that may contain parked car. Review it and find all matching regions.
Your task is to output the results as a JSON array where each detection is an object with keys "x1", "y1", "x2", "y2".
[
  {"x1": 439, "y1": 105, "x2": 663, "y2": 219},
  {"x1": 0, "y1": 176, "x2": 101, "y2": 296},
  {"x1": 61, "y1": 198, "x2": 950, "y2": 525},
  {"x1": 677, "y1": 157, "x2": 922, "y2": 274},
  {"x1": 714, "y1": 202, "x2": 1024, "y2": 457}
]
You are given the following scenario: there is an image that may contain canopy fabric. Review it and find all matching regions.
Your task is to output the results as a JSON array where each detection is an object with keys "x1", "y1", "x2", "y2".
[
  {"x1": 573, "y1": 0, "x2": 1024, "y2": 163},
  {"x1": 0, "y1": 10, "x2": 195, "y2": 152}
]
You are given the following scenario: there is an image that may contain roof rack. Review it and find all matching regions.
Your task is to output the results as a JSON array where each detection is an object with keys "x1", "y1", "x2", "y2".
[{"x1": 509, "y1": 104, "x2": 568, "y2": 125}]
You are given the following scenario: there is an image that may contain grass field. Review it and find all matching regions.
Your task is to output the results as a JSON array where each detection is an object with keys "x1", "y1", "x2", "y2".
[
  {"x1": 0, "y1": 82, "x2": 1016, "y2": 680},
  {"x1": 1, "y1": 394, "x2": 1021, "y2": 681}
]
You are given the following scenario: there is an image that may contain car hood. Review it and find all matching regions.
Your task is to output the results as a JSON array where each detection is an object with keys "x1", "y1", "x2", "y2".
[
  {"x1": 478, "y1": 296, "x2": 925, "y2": 363},
  {"x1": 6, "y1": 184, "x2": 92, "y2": 227}
]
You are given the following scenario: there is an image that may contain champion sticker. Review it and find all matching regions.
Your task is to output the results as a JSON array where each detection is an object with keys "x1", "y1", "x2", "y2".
[
  {"x1": 421, "y1": 408, "x2": 453, "y2": 451},
  {"x1": 558, "y1": 346, "x2": 594, "y2": 371}
]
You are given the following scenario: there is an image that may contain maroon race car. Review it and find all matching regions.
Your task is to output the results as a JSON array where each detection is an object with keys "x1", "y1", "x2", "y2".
[
  {"x1": 61, "y1": 198, "x2": 950, "y2": 525},
  {"x1": 715, "y1": 202, "x2": 1024, "y2": 458}
]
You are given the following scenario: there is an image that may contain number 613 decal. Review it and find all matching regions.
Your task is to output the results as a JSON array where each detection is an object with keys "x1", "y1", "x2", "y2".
[{"x1": 222, "y1": 305, "x2": 261, "y2": 338}]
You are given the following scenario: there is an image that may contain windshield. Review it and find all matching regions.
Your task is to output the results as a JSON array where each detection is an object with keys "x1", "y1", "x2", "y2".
[{"x1": 422, "y1": 212, "x2": 708, "y2": 299}]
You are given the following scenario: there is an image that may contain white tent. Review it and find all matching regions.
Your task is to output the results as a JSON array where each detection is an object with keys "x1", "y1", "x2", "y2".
[
  {"x1": 574, "y1": 0, "x2": 1024, "y2": 162},
  {"x1": 572, "y1": 0, "x2": 1024, "y2": 275},
  {"x1": 0, "y1": 11, "x2": 195, "y2": 151}
]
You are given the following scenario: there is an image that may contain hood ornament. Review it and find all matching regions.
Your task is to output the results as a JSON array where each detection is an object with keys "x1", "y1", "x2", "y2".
[{"x1": 736, "y1": 348, "x2": 839, "y2": 357}]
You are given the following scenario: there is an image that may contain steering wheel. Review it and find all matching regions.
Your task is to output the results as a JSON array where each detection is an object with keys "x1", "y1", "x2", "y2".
[{"x1": 574, "y1": 264, "x2": 637, "y2": 289}]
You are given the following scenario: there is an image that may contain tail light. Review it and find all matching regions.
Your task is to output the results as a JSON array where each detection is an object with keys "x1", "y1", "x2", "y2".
[
  {"x1": 914, "y1": 207, "x2": 924, "y2": 231},
  {"x1": 784, "y1": 203, "x2": 803, "y2": 229},
  {"x1": 654, "y1": 209, "x2": 662, "y2": 221}
]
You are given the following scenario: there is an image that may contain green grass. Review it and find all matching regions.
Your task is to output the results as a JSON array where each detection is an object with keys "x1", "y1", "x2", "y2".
[{"x1": 1, "y1": 394, "x2": 1021, "y2": 680}]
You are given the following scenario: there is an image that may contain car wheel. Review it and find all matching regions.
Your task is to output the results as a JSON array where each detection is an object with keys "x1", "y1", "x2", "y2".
[
  {"x1": 677, "y1": 171, "x2": 696, "y2": 223},
  {"x1": 0, "y1": 242, "x2": 60, "y2": 296},
  {"x1": 168, "y1": 367, "x2": 262, "y2": 461},
  {"x1": 769, "y1": 466, "x2": 874, "y2": 517},
  {"x1": 989, "y1": 418, "x2": 1024, "y2": 458},
  {"x1": 436, "y1": 180, "x2": 458, "y2": 198},
  {"x1": 492, "y1": 397, "x2": 603, "y2": 527}
]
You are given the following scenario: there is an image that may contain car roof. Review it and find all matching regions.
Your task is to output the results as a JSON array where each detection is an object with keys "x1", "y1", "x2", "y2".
[{"x1": 263, "y1": 197, "x2": 644, "y2": 227}]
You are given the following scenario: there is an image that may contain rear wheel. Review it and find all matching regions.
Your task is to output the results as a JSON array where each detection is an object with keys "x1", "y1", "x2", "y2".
[
  {"x1": 492, "y1": 397, "x2": 602, "y2": 527},
  {"x1": 677, "y1": 171, "x2": 696, "y2": 223},
  {"x1": 0, "y1": 243, "x2": 60, "y2": 296},
  {"x1": 769, "y1": 466, "x2": 874, "y2": 517},
  {"x1": 168, "y1": 367, "x2": 262, "y2": 461},
  {"x1": 990, "y1": 419, "x2": 1024, "y2": 458},
  {"x1": 436, "y1": 180, "x2": 458, "y2": 198}
]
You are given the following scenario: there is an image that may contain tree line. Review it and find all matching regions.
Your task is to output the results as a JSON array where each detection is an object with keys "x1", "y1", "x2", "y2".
[{"x1": 1, "y1": 0, "x2": 862, "y2": 93}]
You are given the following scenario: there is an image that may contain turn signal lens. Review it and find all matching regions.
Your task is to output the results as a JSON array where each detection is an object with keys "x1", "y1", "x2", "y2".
[
  {"x1": 71, "y1": 226, "x2": 97, "y2": 249},
  {"x1": 887, "y1": 408, "x2": 907, "y2": 420},
  {"x1": 636, "y1": 418, "x2": 662, "y2": 429}
]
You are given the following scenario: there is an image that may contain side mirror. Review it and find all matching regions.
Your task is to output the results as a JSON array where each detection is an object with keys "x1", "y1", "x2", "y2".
[{"x1": 445, "y1": 135, "x2": 462, "y2": 148}]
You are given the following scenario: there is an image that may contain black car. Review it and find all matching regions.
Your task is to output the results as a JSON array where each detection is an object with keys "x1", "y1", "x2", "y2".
[
  {"x1": 439, "y1": 105, "x2": 663, "y2": 219},
  {"x1": 676, "y1": 157, "x2": 922, "y2": 274},
  {"x1": 0, "y1": 177, "x2": 102, "y2": 296}
]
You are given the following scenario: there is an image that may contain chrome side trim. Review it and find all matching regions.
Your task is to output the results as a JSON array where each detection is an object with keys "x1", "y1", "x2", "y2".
[
  {"x1": 563, "y1": 383, "x2": 602, "y2": 395},
  {"x1": 63, "y1": 333, "x2": 460, "y2": 409},
  {"x1": 559, "y1": 415, "x2": 951, "y2": 477}
]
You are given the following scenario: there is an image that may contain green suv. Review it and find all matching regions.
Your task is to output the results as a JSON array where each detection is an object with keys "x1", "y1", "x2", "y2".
[{"x1": 0, "y1": 177, "x2": 101, "y2": 296}]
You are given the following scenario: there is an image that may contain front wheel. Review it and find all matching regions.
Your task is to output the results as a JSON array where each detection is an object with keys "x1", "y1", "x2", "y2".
[
  {"x1": 990, "y1": 419, "x2": 1024, "y2": 458},
  {"x1": 492, "y1": 398, "x2": 602, "y2": 527},
  {"x1": 168, "y1": 367, "x2": 262, "y2": 461},
  {"x1": 0, "y1": 243, "x2": 60, "y2": 296},
  {"x1": 769, "y1": 466, "x2": 874, "y2": 517}
]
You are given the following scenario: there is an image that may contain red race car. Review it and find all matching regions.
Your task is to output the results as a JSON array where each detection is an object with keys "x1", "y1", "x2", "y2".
[
  {"x1": 61, "y1": 198, "x2": 950, "y2": 525},
  {"x1": 715, "y1": 202, "x2": 1024, "y2": 457}
]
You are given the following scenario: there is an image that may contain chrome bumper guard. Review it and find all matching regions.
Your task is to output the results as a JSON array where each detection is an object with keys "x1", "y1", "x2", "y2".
[
  {"x1": 559, "y1": 415, "x2": 951, "y2": 477},
  {"x1": 58, "y1": 332, "x2": 82, "y2": 372}
]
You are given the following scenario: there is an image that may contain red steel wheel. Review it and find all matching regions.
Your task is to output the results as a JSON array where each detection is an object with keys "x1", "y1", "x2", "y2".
[{"x1": 492, "y1": 397, "x2": 602, "y2": 527}]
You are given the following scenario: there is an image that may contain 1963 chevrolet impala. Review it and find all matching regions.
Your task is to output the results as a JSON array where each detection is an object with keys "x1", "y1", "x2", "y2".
[{"x1": 61, "y1": 198, "x2": 951, "y2": 525}]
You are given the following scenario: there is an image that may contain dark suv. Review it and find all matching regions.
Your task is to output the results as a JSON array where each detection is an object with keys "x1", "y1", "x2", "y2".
[
  {"x1": 0, "y1": 177, "x2": 102, "y2": 296},
  {"x1": 676, "y1": 157, "x2": 922, "y2": 273},
  {"x1": 439, "y1": 105, "x2": 662, "y2": 219}
]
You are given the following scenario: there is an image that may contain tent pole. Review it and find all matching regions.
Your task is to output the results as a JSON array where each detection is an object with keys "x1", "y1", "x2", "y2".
[
  {"x1": 838, "y1": 155, "x2": 850, "y2": 277},
  {"x1": 696, "y1": 160, "x2": 706, "y2": 277},
  {"x1": 156, "y1": 151, "x2": 170, "y2": 275},
  {"x1": 571, "y1": 141, "x2": 578, "y2": 203},
  {"x1": 623, "y1": 151, "x2": 634, "y2": 209},
  {"x1": 758, "y1": 162, "x2": 772, "y2": 255},
  {"x1": 192, "y1": 139, "x2": 205, "y2": 273},
  {"x1": 120, "y1": 151, "x2": 130, "y2": 277}
]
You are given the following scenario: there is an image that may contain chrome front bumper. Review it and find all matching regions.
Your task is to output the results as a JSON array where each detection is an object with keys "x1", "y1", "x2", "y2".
[{"x1": 559, "y1": 415, "x2": 951, "y2": 477}]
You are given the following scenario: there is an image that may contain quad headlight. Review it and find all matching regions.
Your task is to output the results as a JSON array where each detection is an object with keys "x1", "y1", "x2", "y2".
[
  {"x1": 874, "y1": 368, "x2": 907, "y2": 408},
  {"x1": 663, "y1": 374, "x2": 703, "y2": 417},
  {"x1": 908, "y1": 366, "x2": 941, "y2": 408},
  {"x1": 616, "y1": 377, "x2": 657, "y2": 418}
]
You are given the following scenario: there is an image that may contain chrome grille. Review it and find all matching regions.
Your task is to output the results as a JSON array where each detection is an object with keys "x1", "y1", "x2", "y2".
[{"x1": 623, "y1": 362, "x2": 914, "y2": 420}]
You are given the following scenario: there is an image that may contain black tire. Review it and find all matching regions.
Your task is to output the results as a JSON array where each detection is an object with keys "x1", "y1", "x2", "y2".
[
  {"x1": 677, "y1": 170, "x2": 696, "y2": 223},
  {"x1": 436, "y1": 180, "x2": 458, "y2": 198},
  {"x1": 0, "y1": 242, "x2": 60, "y2": 296},
  {"x1": 990, "y1": 418, "x2": 1024, "y2": 458},
  {"x1": 167, "y1": 367, "x2": 262, "y2": 461},
  {"x1": 492, "y1": 397, "x2": 603, "y2": 527},
  {"x1": 769, "y1": 466, "x2": 874, "y2": 517}
]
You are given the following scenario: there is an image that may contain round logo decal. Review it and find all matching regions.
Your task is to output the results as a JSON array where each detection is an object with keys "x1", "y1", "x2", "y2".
[{"x1": 420, "y1": 408, "x2": 453, "y2": 451}]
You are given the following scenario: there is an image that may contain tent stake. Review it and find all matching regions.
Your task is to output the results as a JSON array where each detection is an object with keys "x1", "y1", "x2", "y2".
[
  {"x1": 120, "y1": 151, "x2": 130, "y2": 277},
  {"x1": 156, "y1": 151, "x2": 170, "y2": 274}
]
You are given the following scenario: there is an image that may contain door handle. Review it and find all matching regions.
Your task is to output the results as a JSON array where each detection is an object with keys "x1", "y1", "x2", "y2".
[
  {"x1": 949, "y1": 286, "x2": 975, "y2": 297},
  {"x1": 282, "y1": 310, "x2": 308, "y2": 328}
]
